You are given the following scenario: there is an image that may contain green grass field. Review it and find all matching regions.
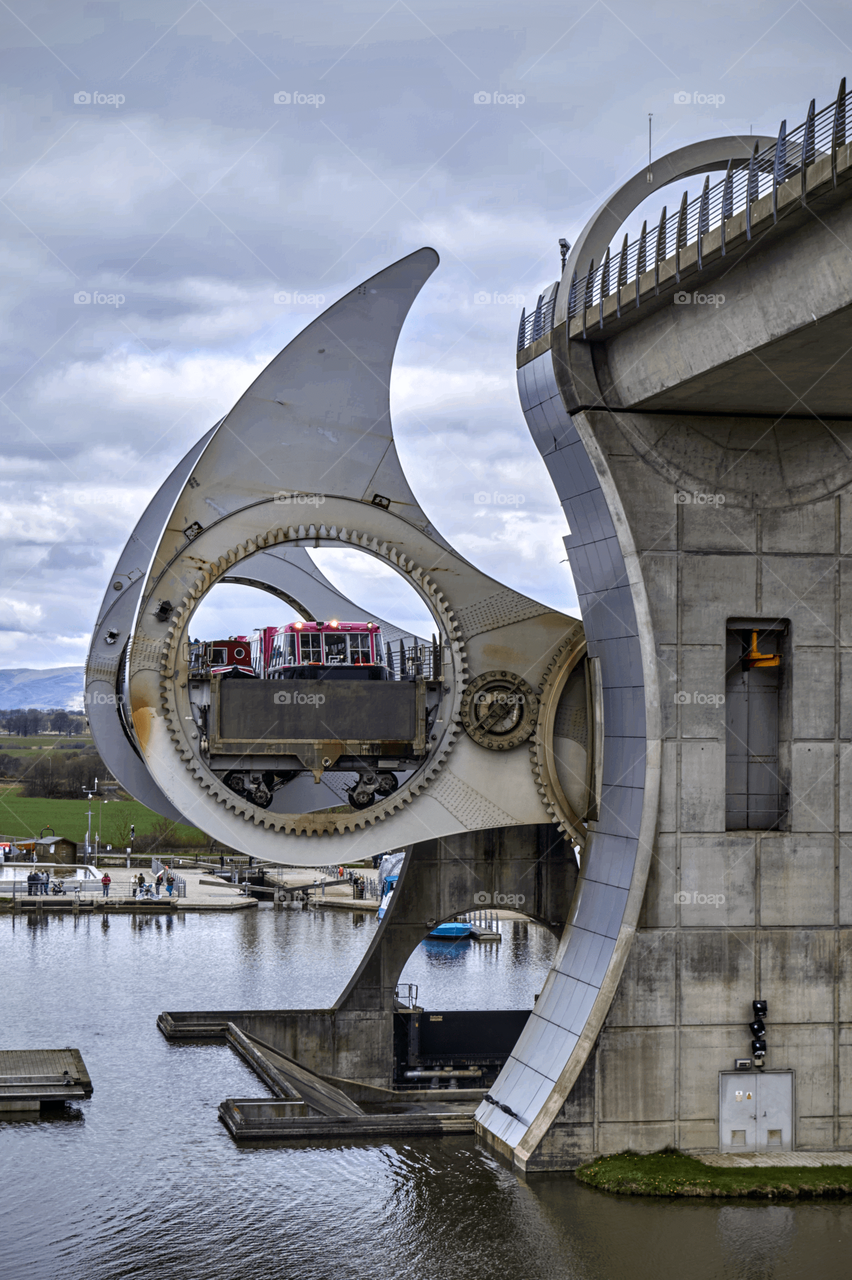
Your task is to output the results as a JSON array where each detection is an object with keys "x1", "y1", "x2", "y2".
[
  {"x1": 575, "y1": 1149, "x2": 852, "y2": 1198},
  {"x1": 0, "y1": 735, "x2": 92, "y2": 750},
  {"x1": 0, "y1": 790, "x2": 207, "y2": 847}
]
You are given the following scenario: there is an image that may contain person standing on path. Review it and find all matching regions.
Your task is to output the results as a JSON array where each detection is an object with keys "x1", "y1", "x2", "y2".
[
  {"x1": 41, "y1": 870, "x2": 50, "y2": 895},
  {"x1": 155, "y1": 871, "x2": 164, "y2": 896},
  {"x1": 101, "y1": 872, "x2": 111, "y2": 898},
  {"x1": 165, "y1": 871, "x2": 175, "y2": 897}
]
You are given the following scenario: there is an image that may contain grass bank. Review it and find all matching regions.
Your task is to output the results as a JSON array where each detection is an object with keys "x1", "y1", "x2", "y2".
[
  {"x1": 0, "y1": 792, "x2": 207, "y2": 847},
  {"x1": 575, "y1": 1149, "x2": 852, "y2": 1199}
]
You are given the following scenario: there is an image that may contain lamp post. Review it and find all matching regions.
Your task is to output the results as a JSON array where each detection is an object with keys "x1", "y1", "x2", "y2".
[{"x1": 82, "y1": 783, "x2": 98, "y2": 866}]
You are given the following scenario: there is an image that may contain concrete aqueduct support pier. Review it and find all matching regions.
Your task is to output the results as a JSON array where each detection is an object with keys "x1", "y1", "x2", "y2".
[{"x1": 488, "y1": 85, "x2": 852, "y2": 1170}]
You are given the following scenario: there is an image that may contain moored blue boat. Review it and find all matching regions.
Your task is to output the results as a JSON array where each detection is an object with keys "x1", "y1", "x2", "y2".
[{"x1": 428, "y1": 921, "x2": 471, "y2": 939}]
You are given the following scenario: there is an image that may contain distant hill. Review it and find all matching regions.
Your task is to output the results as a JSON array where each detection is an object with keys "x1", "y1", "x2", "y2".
[{"x1": 0, "y1": 668, "x2": 85, "y2": 711}]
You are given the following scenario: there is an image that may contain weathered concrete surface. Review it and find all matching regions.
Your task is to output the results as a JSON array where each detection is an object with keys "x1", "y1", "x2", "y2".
[{"x1": 512, "y1": 121, "x2": 852, "y2": 1171}]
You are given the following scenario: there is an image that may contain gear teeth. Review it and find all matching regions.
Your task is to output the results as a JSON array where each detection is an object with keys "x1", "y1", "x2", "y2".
[
  {"x1": 156, "y1": 524, "x2": 468, "y2": 837},
  {"x1": 528, "y1": 628, "x2": 587, "y2": 845}
]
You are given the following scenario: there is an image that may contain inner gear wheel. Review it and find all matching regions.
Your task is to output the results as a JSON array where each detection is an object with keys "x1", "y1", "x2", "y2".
[{"x1": 460, "y1": 670, "x2": 539, "y2": 750}]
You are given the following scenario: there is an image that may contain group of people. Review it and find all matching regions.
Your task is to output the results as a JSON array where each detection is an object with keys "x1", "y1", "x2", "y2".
[
  {"x1": 26, "y1": 869, "x2": 50, "y2": 895},
  {"x1": 131, "y1": 868, "x2": 176, "y2": 899}
]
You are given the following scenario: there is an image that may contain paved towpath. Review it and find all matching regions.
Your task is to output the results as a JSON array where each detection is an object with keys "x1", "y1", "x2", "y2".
[{"x1": 697, "y1": 1151, "x2": 852, "y2": 1167}]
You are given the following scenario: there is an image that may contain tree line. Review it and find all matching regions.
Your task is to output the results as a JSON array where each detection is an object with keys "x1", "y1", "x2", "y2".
[{"x1": 1, "y1": 707, "x2": 88, "y2": 737}]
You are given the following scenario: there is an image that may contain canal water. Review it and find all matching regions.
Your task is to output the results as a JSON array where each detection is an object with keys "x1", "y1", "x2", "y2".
[{"x1": 2, "y1": 907, "x2": 849, "y2": 1280}]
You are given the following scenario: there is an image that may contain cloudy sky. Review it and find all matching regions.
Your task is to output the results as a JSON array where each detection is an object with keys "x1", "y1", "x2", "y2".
[{"x1": 1, "y1": 0, "x2": 849, "y2": 667}]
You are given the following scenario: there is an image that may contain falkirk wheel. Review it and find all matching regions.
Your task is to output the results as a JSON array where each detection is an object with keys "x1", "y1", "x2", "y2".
[{"x1": 88, "y1": 244, "x2": 640, "y2": 1173}]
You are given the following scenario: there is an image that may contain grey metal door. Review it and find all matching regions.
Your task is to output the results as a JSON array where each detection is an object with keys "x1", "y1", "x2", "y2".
[
  {"x1": 720, "y1": 1073, "x2": 758, "y2": 1151},
  {"x1": 755, "y1": 1071, "x2": 793, "y2": 1152},
  {"x1": 719, "y1": 1072, "x2": 793, "y2": 1152}
]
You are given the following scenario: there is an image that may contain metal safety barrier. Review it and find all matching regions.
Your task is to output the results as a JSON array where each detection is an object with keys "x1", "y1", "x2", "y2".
[{"x1": 518, "y1": 77, "x2": 848, "y2": 346}]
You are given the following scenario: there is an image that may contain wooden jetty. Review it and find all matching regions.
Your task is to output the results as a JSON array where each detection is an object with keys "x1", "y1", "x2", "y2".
[{"x1": 0, "y1": 1049, "x2": 93, "y2": 1112}]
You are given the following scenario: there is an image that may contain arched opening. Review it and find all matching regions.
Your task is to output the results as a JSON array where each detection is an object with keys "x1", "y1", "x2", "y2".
[{"x1": 181, "y1": 545, "x2": 454, "y2": 820}]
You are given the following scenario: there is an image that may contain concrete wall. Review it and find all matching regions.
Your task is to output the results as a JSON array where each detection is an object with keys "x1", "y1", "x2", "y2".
[{"x1": 525, "y1": 406, "x2": 852, "y2": 1169}]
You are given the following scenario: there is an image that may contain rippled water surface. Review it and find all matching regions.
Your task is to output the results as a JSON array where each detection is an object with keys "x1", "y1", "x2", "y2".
[{"x1": 2, "y1": 907, "x2": 850, "y2": 1280}]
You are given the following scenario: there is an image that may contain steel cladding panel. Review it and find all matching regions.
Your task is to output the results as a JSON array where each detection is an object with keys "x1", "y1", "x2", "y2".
[{"x1": 217, "y1": 679, "x2": 417, "y2": 742}]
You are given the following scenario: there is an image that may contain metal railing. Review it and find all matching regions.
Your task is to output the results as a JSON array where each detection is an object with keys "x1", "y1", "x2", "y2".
[
  {"x1": 517, "y1": 77, "x2": 848, "y2": 346},
  {"x1": 517, "y1": 291, "x2": 557, "y2": 351},
  {"x1": 387, "y1": 638, "x2": 444, "y2": 681},
  {"x1": 9, "y1": 875, "x2": 114, "y2": 902},
  {"x1": 151, "y1": 857, "x2": 187, "y2": 898}
]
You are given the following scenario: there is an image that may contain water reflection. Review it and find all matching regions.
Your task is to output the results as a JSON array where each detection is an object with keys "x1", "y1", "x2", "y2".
[
  {"x1": 717, "y1": 1205, "x2": 797, "y2": 1279},
  {"x1": 1, "y1": 909, "x2": 850, "y2": 1280}
]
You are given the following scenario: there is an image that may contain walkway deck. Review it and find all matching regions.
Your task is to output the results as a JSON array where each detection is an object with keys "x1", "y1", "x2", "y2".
[
  {"x1": 0, "y1": 1048, "x2": 92, "y2": 1111},
  {"x1": 2, "y1": 868, "x2": 255, "y2": 912}
]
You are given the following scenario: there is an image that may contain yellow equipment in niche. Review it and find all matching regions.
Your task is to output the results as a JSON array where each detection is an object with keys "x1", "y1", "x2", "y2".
[{"x1": 745, "y1": 630, "x2": 781, "y2": 669}]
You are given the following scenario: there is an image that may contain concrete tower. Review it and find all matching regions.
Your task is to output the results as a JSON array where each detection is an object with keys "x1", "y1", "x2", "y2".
[{"x1": 502, "y1": 85, "x2": 852, "y2": 1168}]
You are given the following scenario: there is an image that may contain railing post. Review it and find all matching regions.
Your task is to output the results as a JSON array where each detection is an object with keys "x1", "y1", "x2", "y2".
[
  {"x1": 636, "y1": 220, "x2": 647, "y2": 307},
  {"x1": 720, "y1": 160, "x2": 734, "y2": 256},
  {"x1": 674, "y1": 190, "x2": 688, "y2": 283},
  {"x1": 616, "y1": 233, "x2": 628, "y2": 318},
  {"x1": 832, "y1": 77, "x2": 846, "y2": 188},
  {"x1": 697, "y1": 176, "x2": 709, "y2": 270},
  {"x1": 801, "y1": 97, "x2": 815, "y2": 205},
  {"x1": 532, "y1": 293, "x2": 544, "y2": 341},
  {"x1": 516, "y1": 307, "x2": 526, "y2": 353},
  {"x1": 566, "y1": 270, "x2": 578, "y2": 320},
  {"x1": 772, "y1": 120, "x2": 787, "y2": 223},
  {"x1": 746, "y1": 140, "x2": 759, "y2": 239},
  {"x1": 598, "y1": 249, "x2": 610, "y2": 329},
  {"x1": 654, "y1": 206, "x2": 667, "y2": 295},
  {"x1": 581, "y1": 258, "x2": 594, "y2": 339}
]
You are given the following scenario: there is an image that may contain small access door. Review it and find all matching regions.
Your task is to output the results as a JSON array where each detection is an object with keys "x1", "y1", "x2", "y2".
[{"x1": 719, "y1": 1072, "x2": 793, "y2": 1152}]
